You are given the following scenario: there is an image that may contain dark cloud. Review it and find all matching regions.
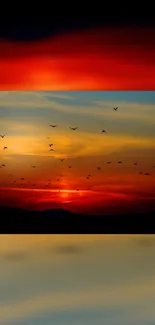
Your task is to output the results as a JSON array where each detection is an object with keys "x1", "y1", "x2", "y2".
[
  {"x1": 133, "y1": 237, "x2": 155, "y2": 248},
  {"x1": 2, "y1": 251, "x2": 28, "y2": 262},
  {"x1": 1, "y1": 13, "x2": 154, "y2": 41},
  {"x1": 54, "y1": 244, "x2": 85, "y2": 255}
]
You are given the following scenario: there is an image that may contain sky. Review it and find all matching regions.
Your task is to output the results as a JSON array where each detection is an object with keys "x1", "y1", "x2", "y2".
[
  {"x1": 1, "y1": 27, "x2": 155, "y2": 89},
  {"x1": 1, "y1": 234, "x2": 155, "y2": 325},
  {"x1": 0, "y1": 90, "x2": 155, "y2": 214},
  {"x1": 1, "y1": 13, "x2": 154, "y2": 40}
]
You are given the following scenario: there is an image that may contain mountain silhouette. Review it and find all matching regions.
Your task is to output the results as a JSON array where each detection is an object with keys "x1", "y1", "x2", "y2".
[{"x1": 0, "y1": 206, "x2": 155, "y2": 233}]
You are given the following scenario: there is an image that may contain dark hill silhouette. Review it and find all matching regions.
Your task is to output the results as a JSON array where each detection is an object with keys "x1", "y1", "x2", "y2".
[{"x1": 0, "y1": 206, "x2": 155, "y2": 233}]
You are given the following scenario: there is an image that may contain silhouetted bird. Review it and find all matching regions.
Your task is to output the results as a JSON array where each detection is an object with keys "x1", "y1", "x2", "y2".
[
  {"x1": 101, "y1": 130, "x2": 107, "y2": 134},
  {"x1": 49, "y1": 125, "x2": 57, "y2": 128},
  {"x1": 113, "y1": 107, "x2": 118, "y2": 111},
  {"x1": 118, "y1": 161, "x2": 122, "y2": 164},
  {"x1": 97, "y1": 167, "x2": 101, "y2": 170},
  {"x1": 107, "y1": 161, "x2": 111, "y2": 164},
  {"x1": 69, "y1": 127, "x2": 78, "y2": 130},
  {"x1": 60, "y1": 159, "x2": 65, "y2": 162},
  {"x1": 49, "y1": 144, "x2": 54, "y2": 147},
  {"x1": 49, "y1": 149, "x2": 55, "y2": 151},
  {"x1": 3, "y1": 146, "x2": 7, "y2": 150},
  {"x1": 0, "y1": 134, "x2": 6, "y2": 138},
  {"x1": 1, "y1": 164, "x2": 6, "y2": 167}
]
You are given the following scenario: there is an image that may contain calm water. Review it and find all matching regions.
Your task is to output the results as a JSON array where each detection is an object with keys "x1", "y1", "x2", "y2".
[{"x1": 0, "y1": 235, "x2": 155, "y2": 324}]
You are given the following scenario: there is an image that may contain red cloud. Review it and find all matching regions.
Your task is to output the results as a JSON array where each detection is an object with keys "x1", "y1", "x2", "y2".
[{"x1": 0, "y1": 27, "x2": 155, "y2": 90}]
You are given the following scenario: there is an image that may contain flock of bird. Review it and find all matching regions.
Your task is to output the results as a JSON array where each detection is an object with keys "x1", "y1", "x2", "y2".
[{"x1": 0, "y1": 106, "x2": 155, "y2": 192}]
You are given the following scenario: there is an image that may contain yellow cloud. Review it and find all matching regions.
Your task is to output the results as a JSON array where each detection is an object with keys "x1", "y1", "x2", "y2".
[{"x1": 2, "y1": 131, "x2": 155, "y2": 159}]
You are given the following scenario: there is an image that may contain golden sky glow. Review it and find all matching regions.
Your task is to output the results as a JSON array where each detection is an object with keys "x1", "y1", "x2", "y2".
[{"x1": 0, "y1": 91, "x2": 155, "y2": 213}]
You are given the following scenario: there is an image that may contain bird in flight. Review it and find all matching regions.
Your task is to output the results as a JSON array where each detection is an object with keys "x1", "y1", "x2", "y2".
[
  {"x1": 139, "y1": 172, "x2": 143, "y2": 175},
  {"x1": 0, "y1": 134, "x2": 6, "y2": 138},
  {"x1": 21, "y1": 177, "x2": 24, "y2": 180},
  {"x1": 44, "y1": 184, "x2": 49, "y2": 188},
  {"x1": 49, "y1": 125, "x2": 57, "y2": 128},
  {"x1": 97, "y1": 167, "x2": 101, "y2": 170},
  {"x1": 49, "y1": 144, "x2": 54, "y2": 147},
  {"x1": 106, "y1": 161, "x2": 111, "y2": 164},
  {"x1": 49, "y1": 149, "x2": 55, "y2": 151},
  {"x1": 56, "y1": 178, "x2": 60, "y2": 182},
  {"x1": 113, "y1": 107, "x2": 118, "y2": 111},
  {"x1": 46, "y1": 137, "x2": 51, "y2": 139},
  {"x1": 8, "y1": 174, "x2": 13, "y2": 176},
  {"x1": 144, "y1": 172, "x2": 150, "y2": 176},
  {"x1": 101, "y1": 129, "x2": 107, "y2": 134},
  {"x1": 31, "y1": 165, "x2": 37, "y2": 168},
  {"x1": 60, "y1": 158, "x2": 65, "y2": 162},
  {"x1": 134, "y1": 162, "x2": 138, "y2": 166},
  {"x1": 69, "y1": 127, "x2": 78, "y2": 131},
  {"x1": 118, "y1": 161, "x2": 122, "y2": 164},
  {"x1": 3, "y1": 146, "x2": 8, "y2": 150},
  {"x1": 1, "y1": 164, "x2": 6, "y2": 167},
  {"x1": 68, "y1": 165, "x2": 72, "y2": 168}
]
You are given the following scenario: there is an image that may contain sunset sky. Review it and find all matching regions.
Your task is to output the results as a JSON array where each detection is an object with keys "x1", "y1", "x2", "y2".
[
  {"x1": 1, "y1": 27, "x2": 155, "y2": 89},
  {"x1": 1, "y1": 14, "x2": 155, "y2": 325},
  {"x1": 1, "y1": 234, "x2": 155, "y2": 324},
  {"x1": 0, "y1": 90, "x2": 155, "y2": 214}
]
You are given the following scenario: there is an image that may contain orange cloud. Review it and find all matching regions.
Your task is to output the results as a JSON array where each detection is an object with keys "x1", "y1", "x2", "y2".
[{"x1": 0, "y1": 27, "x2": 155, "y2": 90}]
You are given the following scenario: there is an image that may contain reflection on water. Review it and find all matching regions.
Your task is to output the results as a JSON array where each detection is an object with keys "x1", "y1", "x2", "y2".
[{"x1": 0, "y1": 235, "x2": 155, "y2": 325}]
